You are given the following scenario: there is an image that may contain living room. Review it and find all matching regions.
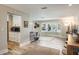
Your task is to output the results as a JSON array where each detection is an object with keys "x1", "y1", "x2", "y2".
[{"x1": 0, "y1": 4, "x2": 79, "y2": 55}]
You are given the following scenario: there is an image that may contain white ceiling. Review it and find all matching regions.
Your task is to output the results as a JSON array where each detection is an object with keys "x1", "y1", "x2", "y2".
[{"x1": 4, "y1": 4, "x2": 79, "y2": 20}]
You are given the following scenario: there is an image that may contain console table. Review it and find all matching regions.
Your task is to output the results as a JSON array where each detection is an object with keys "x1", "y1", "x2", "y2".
[{"x1": 67, "y1": 34, "x2": 79, "y2": 55}]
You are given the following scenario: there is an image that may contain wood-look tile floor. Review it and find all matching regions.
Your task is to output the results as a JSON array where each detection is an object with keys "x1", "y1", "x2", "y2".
[
  {"x1": 8, "y1": 41, "x2": 19, "y2": 50},
  {"x1": 21, "y1": 43, "x2": 60, "y2": 55},
  {"x1": 5, "y1": 43, "x2": 60, "y2": 55},
  {"x1": 5, "y1": 37, "x2": 65, "y2": 55}
]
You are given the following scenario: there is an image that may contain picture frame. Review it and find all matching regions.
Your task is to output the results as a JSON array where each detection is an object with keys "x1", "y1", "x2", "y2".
[
  {"x1": 41, "y1": 23, "x2": 61, "y2": 32},
  {"x1": 24, "y1": 21, "x2": 28, "y2": 28},
  {"x1": 77, "y1": 25, "x2": 79, "y2": 33}
]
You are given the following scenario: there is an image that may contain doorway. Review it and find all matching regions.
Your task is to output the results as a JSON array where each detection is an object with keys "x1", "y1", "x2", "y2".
[{"x1": 7, "y1": 13, "x2": 21, "y2": 50}]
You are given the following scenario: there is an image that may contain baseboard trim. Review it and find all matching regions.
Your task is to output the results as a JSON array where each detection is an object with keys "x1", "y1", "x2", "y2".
[
  {"x1": 41, "y1": 35, "x2": 66, "y2": 39},
  {"x1": 20, "y1": 41, "x2": 30, "y2": 47},
  {"x1": 0, "y1": 49, "x2": 8, "y2": 55}
]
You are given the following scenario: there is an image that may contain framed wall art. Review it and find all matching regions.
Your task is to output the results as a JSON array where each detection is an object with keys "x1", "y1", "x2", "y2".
[
  {"x1": 24, "y1": 21, "x2": 28, "y2": 28},
  {"x1": 41, "y1": 22, "x2": 61, "y2": 33}
]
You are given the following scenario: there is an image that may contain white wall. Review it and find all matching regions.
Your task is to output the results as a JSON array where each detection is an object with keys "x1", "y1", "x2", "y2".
[
  {"x1": 33, "y1": 16, "x2": 78, "y2": 39},
  {"x1": 13, "y1": 15, "x2": 22, "y2": 26},
  {"x1": 33, "y1": 20, "x2": 66, "y2": 38},
  {"x1": 0, "y1": 5, "x2": 29, "y2": 54},
  {"x1": 20, "y1": 15, "x2": 30, "y2": 46}
]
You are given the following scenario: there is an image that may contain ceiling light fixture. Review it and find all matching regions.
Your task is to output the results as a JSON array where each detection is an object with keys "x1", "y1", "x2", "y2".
[{"x1": 41, "y1": 7, "x2": 48, "y2": 9}]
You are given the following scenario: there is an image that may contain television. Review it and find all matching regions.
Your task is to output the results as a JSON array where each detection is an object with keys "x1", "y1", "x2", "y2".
[{"x1": 11, "y1": 27, "x2": 20, "y2": 32}]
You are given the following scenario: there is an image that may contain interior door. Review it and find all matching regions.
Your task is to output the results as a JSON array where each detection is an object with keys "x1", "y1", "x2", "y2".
[{"x1": 7, "y1": 21, "x2": 9, "y2": 42}]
